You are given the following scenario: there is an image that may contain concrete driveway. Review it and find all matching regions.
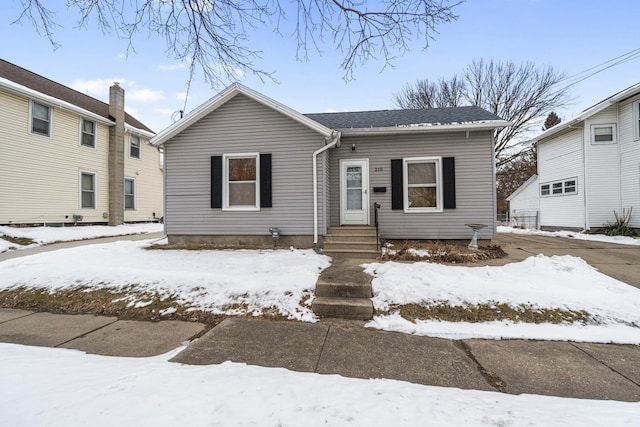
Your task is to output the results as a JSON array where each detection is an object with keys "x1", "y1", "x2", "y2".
[{"x1": 490, "y1": 233, "x2": 640, "y2": 288}]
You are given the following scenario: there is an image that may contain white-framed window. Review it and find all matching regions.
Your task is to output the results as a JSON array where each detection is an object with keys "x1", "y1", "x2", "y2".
[
  {"x1": 540, "y1": 184, "x2": 550, "y2": 196},
  {"x1": 80, "y1": 171, "x2": 97, "y2": 209},
  {"x1": 30, "y1": 100, "x2": 51, "y2": 137},
  {"x1": 541, "y1": 178, "x2": 578, "y2": 197},
  {"x1": 591, "y1": 124, "x2": 616, "y2": 145},
  {"x1": 223, "y1": 153, "x2": 260, "y2": 210},
  {"x1": 124, "y1": 178, "x2": 135, "y2": 210},
  {"x1": 81, "y1": 119, "x2": 96, "y2": 148},
  {"x1": 130, "y1": 134, "x2": 141, "y2": 159},
  {"x1": 403, "y1": 156, "x2": 442, "y2": 212}
]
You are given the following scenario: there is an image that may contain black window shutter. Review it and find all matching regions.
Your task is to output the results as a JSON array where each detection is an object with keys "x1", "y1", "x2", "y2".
[
  {"x1": 260, "y1": 153, "x2": 272, "y2": 208},
  {"x1": 443, "y1": 157, "x2": 456, "y2": 209},
  {"x1": 391, "y1": 159, "x2": 403, "y2": 210},
  {"x1": 211, "y1": 156, "x2": 222, "y2": 209}
]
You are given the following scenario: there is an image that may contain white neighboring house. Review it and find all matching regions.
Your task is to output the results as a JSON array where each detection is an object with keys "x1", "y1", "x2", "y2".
[
  {"x1": 506, "y1": 174, "x2": 539, "y2": 229},
  {"x1": 529, "y1": 82, "x2": 640, "y2": 231}
]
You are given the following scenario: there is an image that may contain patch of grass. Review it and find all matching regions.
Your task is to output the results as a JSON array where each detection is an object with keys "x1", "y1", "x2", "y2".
[
  {"x1": 0, "y1": 235, "x2": 35, "y2": 246},
  {"x1": 377, "y1": 302, "x2": 591, "y2": 324},
  {"x1": 381, "y1": 240, "x2": 506, "y2": 263},
  {"x1": 0, "y1": 287, "x2": 224, "y2": 326}
]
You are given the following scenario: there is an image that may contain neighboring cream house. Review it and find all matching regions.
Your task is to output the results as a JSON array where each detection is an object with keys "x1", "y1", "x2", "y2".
[
  {"x1": 531, "y1": 82, "x2": 640, "y2": 231},
  {"x1": 0, "y1": 59, "x2": 163, "y2": 226}
]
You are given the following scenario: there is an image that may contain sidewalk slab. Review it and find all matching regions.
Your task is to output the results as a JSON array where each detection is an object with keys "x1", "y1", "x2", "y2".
[
  {"x1": 465, "y1": 339, "x2": 640, "y2": 402},
  {"x1": 171, "y1": 318, "x2": 328, "y2": 372},
  {"x1": 0, "y1": 308, "x2": 33, "y2": 323},
  {"x1": 60, "y1": 319, "x2": 206, "y2": 357},
  {"x1": 575, "y1": 342, "x2": 640, "y2": 385},
  {"x1": 316, "y1": 326, "x2": 493, "y2": 391},
  {"x1": 0, "y1": 312, "x2": 117, "y2": 347}
]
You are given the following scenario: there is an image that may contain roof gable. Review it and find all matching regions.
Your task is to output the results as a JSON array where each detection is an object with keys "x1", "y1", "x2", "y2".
[
  {"x1": 151, "y1": 83, "x2": 336, "y2": 146},
  {"x1": 0, "y1": 59, "x2": 153, "y2": 134},
  {"x1": 535, "y1": 81, "x2": 640, "y2": 143}
]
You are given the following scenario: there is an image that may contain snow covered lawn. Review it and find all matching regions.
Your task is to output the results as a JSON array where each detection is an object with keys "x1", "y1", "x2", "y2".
[
  {"x1": 0, "y1": 239, "x2": 330, "y2": 322},
  {"x1": 1, "y1": 343, "x2": 638, "y2": 427},
  {"x1": 365, "y1": 255, "x2": 640, "y2": 344},
  {"x1": 498, "y1": 225, "x2": 640, "y2": 246},
  {"x1": 0, "y1": 223, "x2": 163, "y2": 252}
]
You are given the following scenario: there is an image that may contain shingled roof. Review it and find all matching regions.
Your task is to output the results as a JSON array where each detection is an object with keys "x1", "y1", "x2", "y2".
[
  {"x1": 304, "y1": 106, "x2": 503, "y2": 129},
  {"x1": 0, "y1": 59, "x2": 153, "y2": 133}
]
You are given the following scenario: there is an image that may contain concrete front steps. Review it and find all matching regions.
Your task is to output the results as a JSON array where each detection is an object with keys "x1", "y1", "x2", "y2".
[
  {"x1": 322, "y1": 226, "x2": 380, "y2": 258},
  {"x1": 312, "y1": 257, "x2": 374, "y2": 320}
]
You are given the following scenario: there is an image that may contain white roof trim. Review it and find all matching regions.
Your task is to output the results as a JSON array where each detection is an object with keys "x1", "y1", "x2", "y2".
[
  {"x1": 535, "y1": 81, "x2": 640, "y2": 143},
  {"x1": 125, "y1": 124, "x2": 155, "y2": 139},
  {"x1": 338, "y1": 120, "x2": 511, "y2": 136},
  {"x1": 0, "y1": 76, "x2": 114, "y2": 126},
  {"x1": 151, "y1": 83, "x2": 335, "y2": 146},
  {"x1": 506, "y1": 174, "x2": 538, "y2": 201}
]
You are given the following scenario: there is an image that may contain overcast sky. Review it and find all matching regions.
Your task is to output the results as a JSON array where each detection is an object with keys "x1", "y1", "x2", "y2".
[{"x1": 2, "y1": 0, "x2": 639, "y2": 133}]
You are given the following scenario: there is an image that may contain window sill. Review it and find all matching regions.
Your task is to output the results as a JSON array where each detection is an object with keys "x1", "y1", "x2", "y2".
[
  {"x1": 403, "y1": 207, "x2": 443, "y2": 213},
  {"x1": 222, "y1": 207, "x2": 260, "y2": 212}
]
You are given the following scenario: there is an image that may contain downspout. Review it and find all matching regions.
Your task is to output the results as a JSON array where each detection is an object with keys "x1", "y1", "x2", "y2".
[{"x1": 312, "y1": 131, "x2": 341, "y2": 246}]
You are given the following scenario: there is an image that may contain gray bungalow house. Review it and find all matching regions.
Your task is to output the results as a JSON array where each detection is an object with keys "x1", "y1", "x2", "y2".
[{"x1": 150, "y1": 84, "x2": 509, "y2": 250}]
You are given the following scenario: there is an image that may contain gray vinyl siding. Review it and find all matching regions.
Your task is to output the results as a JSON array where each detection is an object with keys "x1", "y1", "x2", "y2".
[
  {"x1": 163, "y1": 93, "x2": 326, "y2": 236},
  {"x1": 329, "y1": 131, "x2": 495, "y2": 240}
]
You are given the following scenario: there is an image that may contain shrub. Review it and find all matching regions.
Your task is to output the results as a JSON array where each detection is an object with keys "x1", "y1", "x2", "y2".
[{"x1": 601, "y1": 208, "x2": 636, "y2": 237}]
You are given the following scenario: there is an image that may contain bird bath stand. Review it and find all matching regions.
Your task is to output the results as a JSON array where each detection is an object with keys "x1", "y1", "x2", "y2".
[{"x1": 464, "y1": 223, "x2": 487, "y2": 250}]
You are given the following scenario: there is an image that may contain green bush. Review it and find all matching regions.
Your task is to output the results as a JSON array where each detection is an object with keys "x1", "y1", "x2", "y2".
[{"x1": 601, "y1": 208, "x2": 636, "y2": 237}]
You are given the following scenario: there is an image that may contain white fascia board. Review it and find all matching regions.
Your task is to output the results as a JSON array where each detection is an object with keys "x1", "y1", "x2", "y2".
[
  {"x1": 535, "y1": 81, "x2": 640, "y2": 143},
  {"x1": 338, "y1": 120, "x2": 511, "y2": 136},
  {"x1": 0, "y1": 77, "x2": 114, "y2": 126},
  {"x1": 125, "y1": 124, "x2": 155, "y2": 139},
  {"x1": 150, "y1": 83, "x2": 334, "y2": 146}
]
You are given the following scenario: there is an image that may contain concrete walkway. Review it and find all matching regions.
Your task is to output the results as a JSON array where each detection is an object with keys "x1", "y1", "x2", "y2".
[
  {"x1": 0, "y1": 231, "x2": 165, "y2": 262},
  {"x1": 1, "y1": 308, "x2": 639, "y2": 402}
]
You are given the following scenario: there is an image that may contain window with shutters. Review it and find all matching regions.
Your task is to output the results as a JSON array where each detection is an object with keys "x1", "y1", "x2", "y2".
[
  {"x1": 403, "y1": 157, "x2": 443, "y2": 213},
  {"x1": 223, "y1": 153, "x2": 260, "y2": 210},
  {"x1": 30, "y1": 101, "x2": 51, "y2": 137}
]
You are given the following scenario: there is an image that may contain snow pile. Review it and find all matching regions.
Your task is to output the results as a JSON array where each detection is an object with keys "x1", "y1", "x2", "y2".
[
  {"x1": 0, "y1": 240, "x2": 330, "y2": 322},
  {"x1": 364, "y1": 255, "x2": 640, "y2": 343},
  {"x1": 1, "y1": 343, "x2": 638, "y2": 426},
  {"x1": 498, "y1": 225, "x2": 640, "y2": 246},
  {"x1": 0, "y1": 223, "x2": 163, "y2": 252}
]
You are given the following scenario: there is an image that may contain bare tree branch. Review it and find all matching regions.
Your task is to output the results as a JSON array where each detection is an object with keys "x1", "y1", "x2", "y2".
[
  {"x1": 394, "y1": 59, "x2": 573, "y2": 163},
  {"x1": 13, "y1": 0, "x2": 461, "y2": 90}
]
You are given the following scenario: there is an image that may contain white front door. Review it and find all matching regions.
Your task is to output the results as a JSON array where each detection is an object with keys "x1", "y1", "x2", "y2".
[{"x1": 340, "y1": 159, "x2": 369, "y2": 225}]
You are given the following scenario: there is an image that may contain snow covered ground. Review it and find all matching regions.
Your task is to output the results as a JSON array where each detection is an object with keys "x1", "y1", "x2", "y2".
[
  {"x1": 1, "y1": 343, "x2": 638, "y2": 427},
  {"x1": 0, "y1": 223, "x2": 163, "y2": 252},
  {"x1": 0, "y1": 239, "x2": 330, "y2": 322},
  {"x1": 498, "y1": 225, "x2": 640, "y2": 246}
]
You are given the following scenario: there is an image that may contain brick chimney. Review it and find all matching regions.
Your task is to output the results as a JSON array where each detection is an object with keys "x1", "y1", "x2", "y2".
[{"x1": 108, "y1": 83, "x2": 125, "y2": 225}]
